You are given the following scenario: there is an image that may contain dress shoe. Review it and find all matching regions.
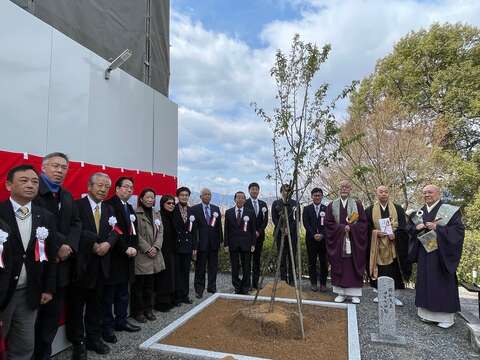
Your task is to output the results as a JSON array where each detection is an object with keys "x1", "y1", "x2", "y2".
[
  {"x1": 133, "y1": 313, "x2": 147, "y2": 323},
  {"x1": 102, "y1": 332, "x2": 117, "y2": 344},
  {"x1": 351, "y1": 297, "x2": 361, "y2": 304},
  {"x1": 71, "y1": 342, "x2": 87, "y2": 360},
  {"x1": 394, "y1": 297, "x2": 404, "y2": 306},
  {"x1": 144, "y1": 311, "x2": 157, "y2": 321},
  {"x1": 319, "y1": 284, "x2": 327, "y2": 292},
  {"x1": 334, "y1": 295, "x2": 346, "y2": 303},
  {"x1": 155, "y1": 303, "x2": 173, "y2": 312},
  {"x1": 195, "y1": 292, "x2": 203, "y2": 299},
  {"x1": 437, "y1": 321, "x2": 454, "y2": 329},
  {"x1": 115, "y1": 321, "x2": 141, "y2": 332},
  {"x1": 207, "y1": 289, "x2": 216, "y2": 294},
  {"x1": 175, "y1": 302, "x2": 182, "y2": 307},
  {"x1": 373, "y1": 297, "x2": 379, "y2": 303},
  {"x1": 311, "y1": 285, "x2": 318, "y2": 292},
  {"x1": 86, "y1": 340, "x2": 110, "y2": 355},
  {"x1": 182, "y1": 298, "x2": 193, "y2": 304}
]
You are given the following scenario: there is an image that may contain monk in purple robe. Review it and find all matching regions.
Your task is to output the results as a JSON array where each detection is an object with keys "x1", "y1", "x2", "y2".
[
  {"x1": 409, "y1": 185, "x2": 464, "y2": 329},
  {"x1": 326, "y1": 180, "x2": 368, "y2": 304}
]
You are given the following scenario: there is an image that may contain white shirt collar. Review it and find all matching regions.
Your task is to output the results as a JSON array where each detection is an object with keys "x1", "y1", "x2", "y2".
[
  {"x1": 380, "y1": 203, "x2": 388, "y2": 211},
  {"x1": 9, "y1": 197, "x2": 32, "y2": 213},
  {"x1": 87, "y1": 195, "x2": 101, "y2": 211},
  {"x1": 120, "y1": 199, "x2": 127, "y2": 205},
  {"x1": 426, "y1": 200, "x2": 440, "y2": 213},
  {"x1": 340, "y1": 198, "x2": 348, "y2": 208},
  {"x1": 235, "y1": 206, "x2": 244, "y2": 213}
]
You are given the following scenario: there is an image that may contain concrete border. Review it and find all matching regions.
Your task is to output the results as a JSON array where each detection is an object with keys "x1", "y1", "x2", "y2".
[{"x1": 139, "y1": 293, "x2": 360, "y2": 360}]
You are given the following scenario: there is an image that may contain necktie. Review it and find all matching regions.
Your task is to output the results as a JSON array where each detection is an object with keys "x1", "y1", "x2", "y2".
[
  {"x1": 94, "y1": 205, "x2": 101, "y2": 234},
  {"x1": 315, "y1": 205, "x2": 319, "y2": 217},
  {"x1": 16, "y1": 206, "x2": 30, "y2": 220},
  {"x1": 205, "y1": 205, "x2": 211, "y2": 223},
  {"x1": 254, "y1": 200, "x2": 259, "y2": 216},
  {"x1": 124, "y1": 203, "x2": 131, "y2": 224},
  {"x1": 237, "y1": 209, "x2": 242, "y2": 224}
]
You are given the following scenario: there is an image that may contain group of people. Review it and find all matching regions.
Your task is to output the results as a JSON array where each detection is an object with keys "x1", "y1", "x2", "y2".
[{"x1": 0, "y1": 152, "x2": 465, "y2": 360}]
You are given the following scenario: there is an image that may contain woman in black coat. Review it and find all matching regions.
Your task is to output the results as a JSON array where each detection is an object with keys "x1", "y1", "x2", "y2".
[{"x1": 154, "y1": 195, "x2": 177, "y2": 312}]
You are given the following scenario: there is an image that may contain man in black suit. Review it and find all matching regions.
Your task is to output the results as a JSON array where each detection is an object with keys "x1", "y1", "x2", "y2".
[
  {"x1": 103, "y1": 177, "x2": 140, "y2": 343},
  {"x1": 244, "y1": 182, "x2": 269, "y2": 290},
  {"x1": 224, "y1": 191, "x2": 256, "y2": 294},
  {"x1": 302, "y1": 187, "x2": 328, "y2": 292},
  {"x1": 33, "y1": 152, "x2": 82, "y2": 360},
  {"x1": 0, "y1": 165, "x2": 57, "y2": 360},
  {"x1": 67, "y1": 173, "x2": 118, "y2": 359},
  {"x1": 191, "y1": 188, "x2": 223, "y2": 298},
  {"x1": 173, "y1": 187, "x2": 198, "y2": 305},
  {"x1": 271, "y1": 184, "x2": 299, "y2": 285}
]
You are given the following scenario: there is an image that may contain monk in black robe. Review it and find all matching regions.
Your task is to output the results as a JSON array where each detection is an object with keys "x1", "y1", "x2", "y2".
[
  {"x1": 366, "y1": 185, "x2": 411, "y2": 306},
  {"x1": 408, "y1": 185, "x2": 464, "y2": 329}
]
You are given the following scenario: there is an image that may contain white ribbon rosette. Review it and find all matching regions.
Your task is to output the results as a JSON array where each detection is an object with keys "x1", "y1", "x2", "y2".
[
  {"x1": 154, "y1": 218, "x2": 161, "y2": 232},
  {"x1": 35, "y1": 227, "x2": 49, "y2": 262},
  {"x1": 0, "y1": 229, "x2": 8, "y2": 268},
  {"x1": 262, "y1": 207, "x2": 267, "y2": 214},
  {"x1": 188, "y1": 215, "x2": 195, "y2": 232},
  {"x1": 129, "y1": 214, "x2": 137, "y2": 235},
  {"x1": 109, "y1": 216, "x2": 118, "y2": 227},
  {"x1": 211, "y1": 212, "x2": 219, "y2": 227},
  {"x1": 416, "y1": 210, "x2": 424, "y2": 218},
  {"x1": 243, "y1": 216, "x2": 249, "y2": 232},
  {"x1": 319, "y1": 211, "x2": 326, "y2": 226}
]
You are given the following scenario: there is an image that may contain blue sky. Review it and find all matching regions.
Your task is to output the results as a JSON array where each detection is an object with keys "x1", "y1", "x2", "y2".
[{"x1": 170, "y1": 0, "x2": 480, "y2": 197}]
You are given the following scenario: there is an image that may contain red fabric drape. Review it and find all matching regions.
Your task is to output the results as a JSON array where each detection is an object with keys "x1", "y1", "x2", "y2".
[{"x1": 0, "y1": 149, "x2": 177, "y2": 201}]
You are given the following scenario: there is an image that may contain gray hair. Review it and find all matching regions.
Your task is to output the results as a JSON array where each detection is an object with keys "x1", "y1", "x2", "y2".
[
  {"x1": 88, "y1": 172, "x2": 111, "y2": 185},
  {"x1": 200, "y1": 188, "x2": 211, "y2": 196},
  {"x1": 42, "y1": 152, "x2": 69, "y2": 165}
]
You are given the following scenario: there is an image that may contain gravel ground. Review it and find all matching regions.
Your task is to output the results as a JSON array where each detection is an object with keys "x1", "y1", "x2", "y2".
[{"x1": 53, "y1": 273, "x2": 479, "y2": 360}]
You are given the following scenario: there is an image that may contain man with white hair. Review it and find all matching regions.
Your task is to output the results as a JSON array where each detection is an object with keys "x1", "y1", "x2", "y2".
[
  {"x1": 68, "y1": 173, "x2": 118, "y2": 359},
  {"x1": 191, "y1": 188, "x2": 223, "y2": 298},
  {"x1": 409, "y1": 184, "x2": 464, "y2": 329}
]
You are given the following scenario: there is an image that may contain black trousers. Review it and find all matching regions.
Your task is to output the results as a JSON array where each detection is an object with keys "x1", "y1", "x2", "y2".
[
  {"x1": 306, "y1": 239, "x2": 328, "y2": 286},
  {"x1": 276, "y1": 236, "x2": 297, "y2": 285},
  {"x1": 194, "y1": 250, "x2": 218, "y2": 294},
  {"x1": 230, "y1": 250, "x2": 251, "y2": 293},
  {"x1": 251, "y1": 239, "x2": 264, "y2": 289},
  {"x1": 67, "y1": 280, "x2": 104, "y2": 344},
  {"x1": 131, "y1": 274, "x2": 154, "y2": 315},
  {"x1": 175, "y1": 253, "x2": 192, "y2": 302},
  {"x1": 33, "y1": 286, "x2": 66, "y2": 360}
]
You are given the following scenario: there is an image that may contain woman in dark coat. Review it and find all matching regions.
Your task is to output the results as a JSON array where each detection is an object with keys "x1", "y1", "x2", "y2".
[{"x1": 154, "y1": 195, "x2": 177, "y2": 312}]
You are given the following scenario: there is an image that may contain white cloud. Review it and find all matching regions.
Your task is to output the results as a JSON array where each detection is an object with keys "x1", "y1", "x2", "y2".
[{"x1": 171, "y1": 0, "x2": 480, "y2": 195}]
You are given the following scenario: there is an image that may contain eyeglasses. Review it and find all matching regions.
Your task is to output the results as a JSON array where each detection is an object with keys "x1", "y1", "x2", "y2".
[
  {"x1": 165, "y1": 201, "x2": 175, "y2": 205},
  {"x1": 120, "y1": 184, "x2": 134, "y2": 190}
]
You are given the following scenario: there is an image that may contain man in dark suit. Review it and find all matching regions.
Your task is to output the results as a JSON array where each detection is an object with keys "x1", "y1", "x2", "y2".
[
  {"x1": 302, "y1": 187, "x2": 328, "y2": 292},
  {"x1": 0, "y1": 165, "x2": 57, "y2": 360},
  {"x1": 191, "y1": 188, "x2": 223, "y2": 298},
  {"x1": 173, "y1": 187, "x2": 198, "y2": 305},
  {"x1": 271, "y1": 184, "x2": 299, "y2": 285},
  {"x1": 103, "y1": 177, "x2": 140, "y2": 343},
  {"x1": 244, "y1": 182, "x2": 269, "y2": 290},
  {"x1": 67, "y1": 173, "x2": 118, "y2": 359},
  {"x1": 33, "y1": 152, "x2": 82, "y2": 360},
  {"x1": 224, "y1": 191, "x2": 256, "y2": 294}
]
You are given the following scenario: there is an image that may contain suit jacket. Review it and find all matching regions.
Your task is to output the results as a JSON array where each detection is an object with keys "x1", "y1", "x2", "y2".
[
  {"x1": 74, "y1": 197, "x2": 117, "y2": 289},
  {"x1": 34, "y1": 176, "x2": 81, "y2": 287},
  {"x1": 302, "y1": 203, "x2": 327, "y2": 242},
  {"x1": 0, "y1": 201, "x2": 57, "y2": 310},
  {"x1": 173, "y1": 204, "x2": 198, "y2": 254},
  {"x1": 271, "y1": 198, "x2": 299, "y2": 244},
  {"x1": 191, "y1": 203, "x2": 223, "y2": 252},
  {"x1": 244, "y1": 198, "x2": 269, "y2": 242},
  {"x1": 104, "y1": 195, "x2": 138, "y2": 284},
  {"x1": 224, "y1": 207, "x2": 256, "y2": 252}
]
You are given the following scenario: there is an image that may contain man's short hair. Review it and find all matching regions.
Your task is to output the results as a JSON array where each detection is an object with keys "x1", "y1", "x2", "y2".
[
  {"x1": 311, "y1": 187, "x2": 323, "y2": 195},
  {"x1": 280, "y1": 183, "x2": 291, "y2": 193},
  {"x1": 115, "y1": 176, "x2": 134, "y2": 188},
  {"x1": 234, "y1": 191, "x2": 246, "y2": 200},
  {"x1": 42, "y1": 152, "x2": 69, "y2": 164},
  {"x1": 7, "y1": 164, "x2": 38, "y2": 182},
  {"x1": 88, "y1": 172, "x2": 111, "y2": 185},
  {"x1": 248, "y1": 182, "x2": 260, "y2": 190},
  {"x1": 176, "y1": 186, "x2": 191, "y2": 196}
]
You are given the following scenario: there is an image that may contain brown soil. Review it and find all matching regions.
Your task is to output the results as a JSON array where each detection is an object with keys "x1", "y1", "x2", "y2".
[
  {"x1": 160, "y1": 298, "x2": 348, "y2": 360},
  {"x1": 258, "y1": 281, "x2": 334, "y2": 302}
]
